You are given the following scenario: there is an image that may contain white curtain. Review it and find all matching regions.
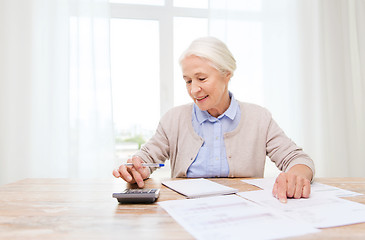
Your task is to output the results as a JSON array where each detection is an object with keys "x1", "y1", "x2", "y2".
[
  {"x1": 296, "y1": 0, "x2": 365, "y2": 177},
  {"x1": 209, "y1": 0, "x2": 365, "y2": 177},
  {"x1": 0, "y1": 0, "x2": 114, "y2": 185}
]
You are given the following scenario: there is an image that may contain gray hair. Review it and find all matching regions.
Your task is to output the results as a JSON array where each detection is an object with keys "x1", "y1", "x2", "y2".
[{"x1": 179, "y1": 36, "x2": 236, "y2": 77}]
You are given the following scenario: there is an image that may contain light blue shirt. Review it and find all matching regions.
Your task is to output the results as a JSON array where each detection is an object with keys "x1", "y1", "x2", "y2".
[{"x1": 187, "y1": 92, "x2": 241, "y2": 178}]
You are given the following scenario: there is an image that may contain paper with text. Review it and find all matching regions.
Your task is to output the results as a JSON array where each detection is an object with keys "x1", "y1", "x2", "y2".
[
  {"x1": 237, "y1": 190, "x2": 365, "y2": 228},
  {"x1": 159, "y1": 195, "x2": 319, "y2": 240},
  {"x1": 241, "y1": 178, "x2": 363, "y2": 198}
]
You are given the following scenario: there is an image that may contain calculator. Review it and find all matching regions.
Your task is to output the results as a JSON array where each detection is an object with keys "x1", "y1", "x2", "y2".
[{"x1": 112, "y1": 189, "x2": 160, "y2": 204}]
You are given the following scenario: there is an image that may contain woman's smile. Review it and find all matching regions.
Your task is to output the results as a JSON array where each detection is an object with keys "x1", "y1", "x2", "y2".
[{"x1": 195, "y1": 95, "x2": 209, "y2": 101}]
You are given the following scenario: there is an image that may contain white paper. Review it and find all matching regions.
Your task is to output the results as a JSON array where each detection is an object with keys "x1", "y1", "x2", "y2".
[
  {"x1": 237, "y1": 190, "x2": 365, "y2": 228},
  {"x1": 159, "y1": 195, "x2": 319, "y2": 240},
  {"x1": 241, "y1": 178, "x2": 275, "y2": 191},
  {"x1": 162, "y1": 178, "x2": 238, "y2": 198},
  {"x1": 285, "y1": 198, "x2": 365, "y2": 228},
  {"x1": 241, "y1": 178, "x2": 363, "y2": 198},
  {"x1": 310, "y1": 182, "x2": 363, "y2": 198}
]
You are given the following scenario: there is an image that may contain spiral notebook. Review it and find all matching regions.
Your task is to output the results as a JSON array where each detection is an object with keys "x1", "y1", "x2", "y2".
[{"x1": 162, "y1": 178, "x2": 238, "y2": 198}]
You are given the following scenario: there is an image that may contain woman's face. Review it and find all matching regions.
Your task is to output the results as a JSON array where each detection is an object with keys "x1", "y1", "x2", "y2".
[{"x1": 181, "y1": 55, "x2": 231, "y2": 117}]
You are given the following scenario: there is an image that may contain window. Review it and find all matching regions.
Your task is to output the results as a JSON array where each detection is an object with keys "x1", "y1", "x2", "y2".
[
  {"x1": 109, "y1": 1, "x2": 209, "y2": 173},
  {"x1": 111, "y1": 19, "x2": 160, "y2": 160},
  {"x1": 109, "y1": 0, "x2": 279, "y2": 177}
]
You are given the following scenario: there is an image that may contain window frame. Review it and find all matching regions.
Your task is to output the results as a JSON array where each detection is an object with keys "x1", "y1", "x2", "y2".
[{"x1": 110, "y1": 0, "x2": 209, "y2": 116}]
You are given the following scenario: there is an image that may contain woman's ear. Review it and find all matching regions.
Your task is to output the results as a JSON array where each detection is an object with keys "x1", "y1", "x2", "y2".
[{"x1": 224, "y1": 71, "x2": 232, "y2": 82}]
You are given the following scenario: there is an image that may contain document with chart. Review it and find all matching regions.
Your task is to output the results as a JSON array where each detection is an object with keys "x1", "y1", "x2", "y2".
[
  {"x1": 159, "y1": 194, "x2": 319, "y2": 240},
  {"x1": 239, "y1": 178, "x2": 365, "y2": 228},
  {"x1": 241, "y1": 178, "x2": 363, "y2": 198}
]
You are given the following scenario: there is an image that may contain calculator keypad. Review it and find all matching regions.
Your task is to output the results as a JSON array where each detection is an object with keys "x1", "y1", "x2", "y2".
[{"x1": 113, "y1": 189, "x2": 160, "y2": 204}]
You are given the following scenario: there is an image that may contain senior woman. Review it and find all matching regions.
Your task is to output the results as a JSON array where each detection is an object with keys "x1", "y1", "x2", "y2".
[{"x1": 113, "y1": 37, "x2": 315, "y2": 203}]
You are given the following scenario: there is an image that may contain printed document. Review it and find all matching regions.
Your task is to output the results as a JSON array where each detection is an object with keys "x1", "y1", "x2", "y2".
[
  {"x1": 159, "y1": 194, "x2": 319, "y2": 240},
  {"x1": 241, "y1": 178, "x2": 363, "y2": 198},
  {"x1": 160, "y1": 178, "x2": 365, "y2": 239},
  {"x1": 238, "y1": 179, "x2": 365, "y2": 228}
]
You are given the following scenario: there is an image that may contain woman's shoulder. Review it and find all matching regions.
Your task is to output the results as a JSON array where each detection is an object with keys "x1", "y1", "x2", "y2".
[
  {"x1": 160, "y1": 103, "x2": 193, "y2": 122},
  {"x1": 237, "y1": 101, "x2": 272, "y2": 119},
  {"x1": 165, "y1": 103, "x2": 193, "y2": 115}
]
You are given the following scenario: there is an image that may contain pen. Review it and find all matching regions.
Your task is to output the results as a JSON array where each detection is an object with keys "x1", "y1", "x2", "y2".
[{"x1": 123, "y1": 163, "x2": 165, "y2": 168}]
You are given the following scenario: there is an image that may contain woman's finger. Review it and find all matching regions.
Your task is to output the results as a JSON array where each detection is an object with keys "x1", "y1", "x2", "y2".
[
  {"x1": 275, "y1": 173, "x2": 288, "y2": 203},
  {"x1": 130, "y1": 166, "x2": 144, "y2": 188},
  {"x1": 131, "y1": 156, "x2": 151, "y2": 181},
  {"x1": 293, "y1": 177, "x2": 304, "y2": 199},
  {"x1": 119, "y1": 165, "x2": 134, "y2": 182},
  {"x1": 113, "y1": 168, "x2": 120, "y2": 178},
  {"x1": 302, "y1": 178, "x2": 311, "y2": 198},
  {"x1": 286, "y1": 173, "x2": 296, "y2": 198}
]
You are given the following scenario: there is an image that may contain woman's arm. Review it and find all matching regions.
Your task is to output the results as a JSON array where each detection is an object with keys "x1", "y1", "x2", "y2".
[
  {"x1": 264, "y1": 111, "x2": 314, "y2": 203},
  {"x1": 113, "y1": 114, "x2": 171, "y2": 187}
]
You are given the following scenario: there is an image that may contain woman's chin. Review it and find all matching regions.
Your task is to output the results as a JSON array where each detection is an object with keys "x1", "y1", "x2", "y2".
[{"x1": 195, "y1": 102, "x2": 209, "y2": 111}]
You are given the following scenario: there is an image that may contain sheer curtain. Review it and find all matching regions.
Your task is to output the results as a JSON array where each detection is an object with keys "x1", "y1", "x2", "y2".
[
  {"x1": 209, "y1": 0, "x2": 365, "y2": 177},
  {"x1": 0, "y1": 0, "x2": 114, "y2": 185},
  {"x1": 296, "y1": 0, "x2": 365, "y2": 177}
]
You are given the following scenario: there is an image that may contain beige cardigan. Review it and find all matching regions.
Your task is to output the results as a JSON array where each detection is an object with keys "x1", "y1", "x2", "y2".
[{"x1": 135, "y1": 101, "x2": 315, "y2": 178}]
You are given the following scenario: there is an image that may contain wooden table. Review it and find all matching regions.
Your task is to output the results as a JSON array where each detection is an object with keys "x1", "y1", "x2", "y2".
[{"x1": 0, "y1": 177, "x2": 365, "y2": 240}]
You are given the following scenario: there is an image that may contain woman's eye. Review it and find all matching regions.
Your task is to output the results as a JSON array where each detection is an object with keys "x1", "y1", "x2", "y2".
[
  {"x1": 198, "y1": 77, "x2": 206, "y2": 81},
  {"x1": 185, "y1": 80, "x2": 192, "y2": 84}
]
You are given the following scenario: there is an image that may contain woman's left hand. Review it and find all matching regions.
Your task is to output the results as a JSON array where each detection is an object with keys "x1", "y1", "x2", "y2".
[{"x1": 272, "y1": 164, "x2": 313, "y2": 203}]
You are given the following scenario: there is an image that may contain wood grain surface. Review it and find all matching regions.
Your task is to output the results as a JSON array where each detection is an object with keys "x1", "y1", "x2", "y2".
[{"x1": 0, "y1": 177, "x2": 364, "y2": 240}]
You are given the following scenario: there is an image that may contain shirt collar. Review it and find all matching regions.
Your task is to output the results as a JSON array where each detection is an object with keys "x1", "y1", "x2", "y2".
[{"x1": 194, "y1": 92, "x2": 238, "y2": 124}]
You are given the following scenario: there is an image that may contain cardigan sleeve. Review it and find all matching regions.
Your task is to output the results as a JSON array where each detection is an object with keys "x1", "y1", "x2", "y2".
[
  {"x1": 133, "y1": 118, "x2": 171, "y2": 174},
  {"x1": 265, "y1": 112, "x2": 315, "y2": 177},
  {"x1": 132, "y1": 104, "x2": 193, "y2": 175}
]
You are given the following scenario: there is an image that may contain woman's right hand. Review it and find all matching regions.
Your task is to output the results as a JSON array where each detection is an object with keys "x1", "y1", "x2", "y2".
[{"x1": 113, "y1": 156, "x2": 150, "y2": 188}]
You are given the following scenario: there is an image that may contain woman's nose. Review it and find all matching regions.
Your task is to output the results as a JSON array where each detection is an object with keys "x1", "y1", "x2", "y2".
[{"x1": 190, "y1": 81, "x2": 201, "y2": 94}]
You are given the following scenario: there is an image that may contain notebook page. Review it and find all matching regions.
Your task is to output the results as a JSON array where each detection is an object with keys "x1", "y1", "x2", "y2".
[{"x1": 162, "y1": 178, "x2": 238, "y2": 198}]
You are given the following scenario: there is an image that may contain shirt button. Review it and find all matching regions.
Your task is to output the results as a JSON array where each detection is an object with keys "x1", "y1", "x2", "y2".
[
  {"x1": 216, "y1": 157, "x2": 219, "y2": 160},
  {"x1": 215, "y1": 136, "x2": 218, "y2": 140}
]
